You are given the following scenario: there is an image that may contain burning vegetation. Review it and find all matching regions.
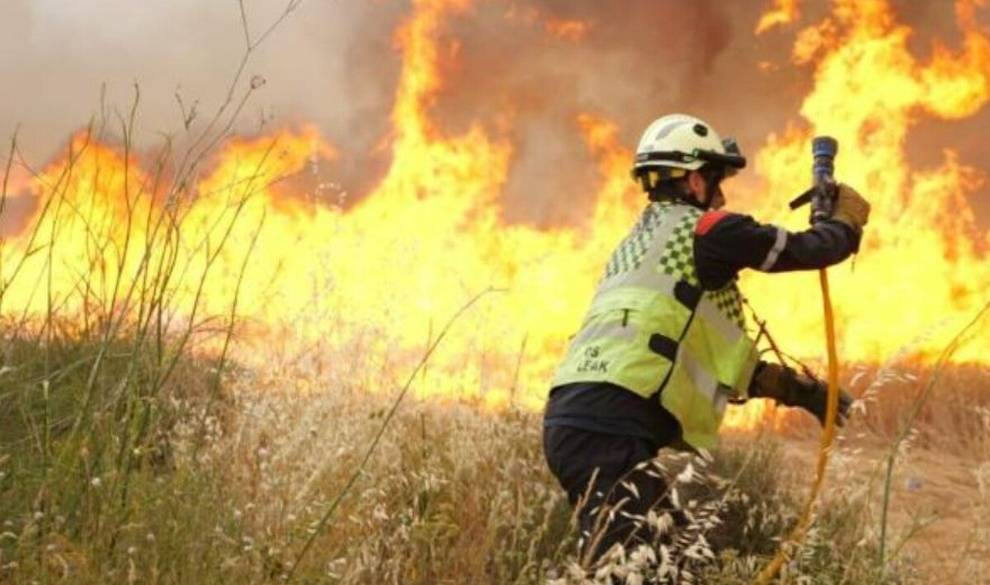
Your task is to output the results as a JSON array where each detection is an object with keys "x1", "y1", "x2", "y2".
[
  {"x1": 4, "y1": 0, "x2": 990, "y2": 418},
  {"x1": 0, "y1": 0, "x2": 988, "y2": 583}
]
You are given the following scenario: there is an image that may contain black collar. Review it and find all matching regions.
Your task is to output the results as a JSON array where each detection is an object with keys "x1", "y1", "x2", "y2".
[{"x1": 648, "y1": 193, "x2": 709, "y2": 211}]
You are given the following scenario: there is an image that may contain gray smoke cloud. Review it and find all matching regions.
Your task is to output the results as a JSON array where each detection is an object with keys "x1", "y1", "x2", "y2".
[
  {"x1": 0, "y1": 0, "x2": 987, "y2": 228},
  {"x1": 0, "y1": 0, "x2": 405, "y2": 198}
]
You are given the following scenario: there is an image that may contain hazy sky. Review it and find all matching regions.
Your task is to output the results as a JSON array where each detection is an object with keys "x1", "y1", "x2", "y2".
[
  {"x1": 0, "y1": 1, "x2": 400, "y2": 159},
  {"x1": 1, "y1": 0, "x2": 987, "y2": 225}
]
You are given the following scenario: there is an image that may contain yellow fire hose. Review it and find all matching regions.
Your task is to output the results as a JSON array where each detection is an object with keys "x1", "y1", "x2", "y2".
[
  {"x1": 752, "y1": 268, "x2": 840, "y2": 585},
  {"x1": 753, "y1": 136, "x2": 843, "y2": 583}
]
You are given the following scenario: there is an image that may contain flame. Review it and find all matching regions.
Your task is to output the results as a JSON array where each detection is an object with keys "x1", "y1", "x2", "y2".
[
  {"x1": 756, "y1": 0, "x2": 801, "y2": 34},
  {"x1": 2, "y1": 0, "x2": 989, "y2": 427},
  {"x1": 744, "y1": 0, "x2": 990, "y2": 364},
  {"x1": 544, "y1": 18, "x2": 591, "y2": 42},
  {"x1": 503, "y1": 4, "x2": 592, "y2": 42}
]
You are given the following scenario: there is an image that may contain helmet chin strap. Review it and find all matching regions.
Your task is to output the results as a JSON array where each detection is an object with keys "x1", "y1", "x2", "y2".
[
  {"x1": 647, "y1": 184, "x2": 708, "y2": 210},
  {"x1": 701, "y1": 182, "x2": 720, "y2": 210},
  {"x1": 642, "y1": 167, "x2": 722, "y2": 211},
  {"x1": 692, "y1": 192, "x2": 713, "y2": 211},
  {"x1": 699, "y1": 167, "x2": 727, "y2": 211}
]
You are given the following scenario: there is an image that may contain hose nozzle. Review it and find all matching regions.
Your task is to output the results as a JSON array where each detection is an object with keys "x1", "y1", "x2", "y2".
[{"x1": 789, "y1": 136, "x2": 839, "y2": 224}]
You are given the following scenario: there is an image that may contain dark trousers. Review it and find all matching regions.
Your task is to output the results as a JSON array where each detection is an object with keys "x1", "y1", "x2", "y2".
[{"x1": 543, "y1": 425, "x2": 679, "y2": 564}]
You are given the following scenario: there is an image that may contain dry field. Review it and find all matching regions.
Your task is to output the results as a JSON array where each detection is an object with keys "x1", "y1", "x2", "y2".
[{"x1": 1, "y1": 324, "x2": 988, "y2": 584}]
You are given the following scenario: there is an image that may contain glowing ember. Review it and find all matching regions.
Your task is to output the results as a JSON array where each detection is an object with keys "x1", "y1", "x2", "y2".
[{"x1": 755, "y1": 0, "x2": 800, "y2": 34}]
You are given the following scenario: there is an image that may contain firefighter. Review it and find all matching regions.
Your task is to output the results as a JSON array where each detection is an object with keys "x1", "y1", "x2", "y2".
[{"x1": 543, "y1": 113, "x2": 870, "y2": 562}]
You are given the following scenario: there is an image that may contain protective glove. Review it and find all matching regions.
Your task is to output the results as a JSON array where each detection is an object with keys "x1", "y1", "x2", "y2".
[
  {"x1": 750, "y1": 362, "x2": 853, "y2": 427},
  {"x1": 831, "y1": 183, "x2": 871, "y2": 232}
]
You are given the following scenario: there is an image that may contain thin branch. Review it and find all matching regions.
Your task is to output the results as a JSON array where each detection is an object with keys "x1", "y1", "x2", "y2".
[
  {"x1": 878, "y1": 300, "x2": 990, "y2": 566},
  {"x1": 238, "y1": 0, "x2": 253, "y2": 49},
  {"x1": 1, "y1": 126, "x2": 18, "y2": 217},
  {"x1": 251, "y1": 0, "x2": 304, "y2": 49},
  {"x1": 174, "y1": 86, "x2": 198, "y2": 130},
  {"x1": 171, "y1": 0, "x2": 304, "y2": 189}
]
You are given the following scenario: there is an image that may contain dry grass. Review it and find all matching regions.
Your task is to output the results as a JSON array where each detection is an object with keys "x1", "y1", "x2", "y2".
[
  {"x1": 850, "y1": 363, "x2": 990, "y2": 455},
  {"x1": 3, "y1": 171, "x2": 987, "y2": 585},
  {"x1": 2, "y1": 309, "x2": 989, "y2": 584}
]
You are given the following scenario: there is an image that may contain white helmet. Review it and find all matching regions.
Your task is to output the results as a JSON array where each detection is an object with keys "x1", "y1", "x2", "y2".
[{"x1": 631, "y1": 113, "x2": 746, "y2": 182}]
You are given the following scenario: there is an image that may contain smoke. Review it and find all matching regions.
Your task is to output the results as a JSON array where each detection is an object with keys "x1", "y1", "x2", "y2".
[
  {"x1": 435, "y1": 0, "x2": 804, "y2": 224},
  {"x1": 0, "y1": 0, "x2": 406, "y2": 194},
  {"x1": 0, "y1": 0, "x2": 987, "y2": 226}
]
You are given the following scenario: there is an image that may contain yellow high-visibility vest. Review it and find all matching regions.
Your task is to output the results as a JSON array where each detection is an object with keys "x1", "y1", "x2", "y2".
[{"x1": 552, "y1": 201, "x2": 759, "y2": 449}]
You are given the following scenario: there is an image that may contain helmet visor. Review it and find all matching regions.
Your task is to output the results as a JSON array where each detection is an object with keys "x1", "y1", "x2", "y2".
[{"x1": 694, "y1": 137, "x2": 746, "y2": 176}]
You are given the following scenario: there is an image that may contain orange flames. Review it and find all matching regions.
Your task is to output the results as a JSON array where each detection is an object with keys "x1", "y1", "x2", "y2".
[
  {"x1": 744, "y1": 0, "x2": 990, "y2": 367},
  {"x1": 504, "y1": 4, "x2": 591, "y2": 41},
  {"x1": 2, "y1": 0, "x2": 988, "y2": 419},
  {"x1": 755, "y1": 0, "x2": 800, "y2": 34}
]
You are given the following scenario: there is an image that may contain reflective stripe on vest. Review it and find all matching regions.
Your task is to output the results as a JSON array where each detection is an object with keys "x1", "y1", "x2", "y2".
[{"x1": 552, "y1": 202, "x2": 759, "y2": 450}]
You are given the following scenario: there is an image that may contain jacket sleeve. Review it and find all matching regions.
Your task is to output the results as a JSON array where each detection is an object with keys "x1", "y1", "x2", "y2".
[{"x1": 693, "y1": 211, "x2": 861, "y2": 290}]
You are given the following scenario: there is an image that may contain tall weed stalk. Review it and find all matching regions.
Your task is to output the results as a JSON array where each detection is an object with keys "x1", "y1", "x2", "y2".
[{"x1": 0, "y1": 2, "x2": 304, "y2": 579}]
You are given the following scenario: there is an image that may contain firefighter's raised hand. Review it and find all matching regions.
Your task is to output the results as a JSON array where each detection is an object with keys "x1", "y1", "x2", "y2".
[{"x1": 832, "y1": 183, "x2": 871, "y2": 232}]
